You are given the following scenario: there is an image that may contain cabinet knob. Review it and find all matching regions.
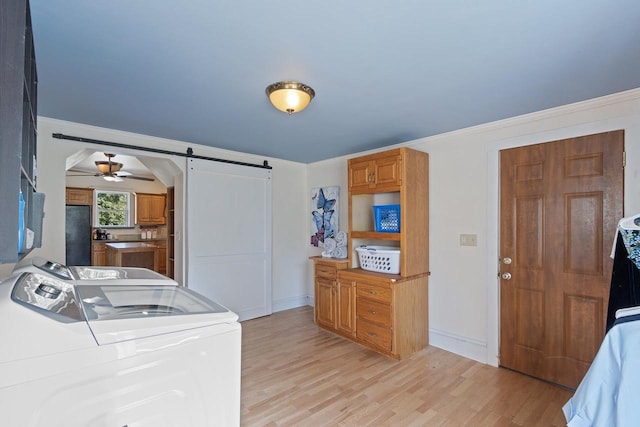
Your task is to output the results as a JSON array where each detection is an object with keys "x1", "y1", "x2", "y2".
[
  {"x1": 368, "y1": 310, "x2": 377, "y2": 315},
  {"x1": 368, "y1": 332, "x2": 378, "y2": 337}
]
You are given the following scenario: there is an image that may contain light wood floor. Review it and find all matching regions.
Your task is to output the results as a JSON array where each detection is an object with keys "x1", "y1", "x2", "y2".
[{"x1": 241, "y1": 306, "x2": 572, "y2": 427}]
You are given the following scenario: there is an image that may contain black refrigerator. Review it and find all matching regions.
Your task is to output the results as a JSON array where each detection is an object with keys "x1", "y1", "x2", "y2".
[{"x1": 65, "y1": 205, "x2": 92, "y2": 266}]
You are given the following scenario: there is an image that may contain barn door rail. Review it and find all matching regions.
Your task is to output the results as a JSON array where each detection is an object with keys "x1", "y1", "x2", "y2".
[{"x1": 52, "y1": 133, "x2": 272, "y2": 169}]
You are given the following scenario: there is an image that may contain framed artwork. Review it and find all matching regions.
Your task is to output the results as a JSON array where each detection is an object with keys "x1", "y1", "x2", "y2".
[{"x1": 310, "y1": 186, "x2": 339, "y2": 247}]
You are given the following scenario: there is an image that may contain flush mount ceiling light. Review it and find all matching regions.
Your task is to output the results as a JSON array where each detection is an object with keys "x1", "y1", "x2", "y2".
[{"x1": 265, "y1": 81, "x2": 315, "y2": 115}]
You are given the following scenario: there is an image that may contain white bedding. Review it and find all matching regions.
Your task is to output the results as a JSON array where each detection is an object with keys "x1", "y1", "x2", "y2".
[{"x1": 563, "y1": 313, "x2": 640, "y2": 426}]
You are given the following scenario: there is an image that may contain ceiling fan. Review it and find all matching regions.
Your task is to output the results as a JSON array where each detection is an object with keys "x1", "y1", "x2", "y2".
[{"x1": 68, "y1": 153, "x2": 155, "y2": 182}]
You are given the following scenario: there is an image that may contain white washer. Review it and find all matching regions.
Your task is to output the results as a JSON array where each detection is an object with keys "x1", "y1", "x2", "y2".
[
  {"x1": 0, "y1": 260, "x2": 241, "y2": 427},
  {"x1": 13, "y1": 256, "x2": 177, "y2": 284}
]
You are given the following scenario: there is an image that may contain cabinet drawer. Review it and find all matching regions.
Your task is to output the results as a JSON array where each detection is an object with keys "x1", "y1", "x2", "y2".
[
  {"x1": 357, "y1": 298, "x2": 391, "y2": 327},
  {"x1": 356, "y1": 283, "x2": 391, "y2": 304},
  {"x1": 357, "y1": 319, "x2": 391, "y2": 352},
  {"x1": 315, "y1": 264, "x2": 337, "y2": 279}
]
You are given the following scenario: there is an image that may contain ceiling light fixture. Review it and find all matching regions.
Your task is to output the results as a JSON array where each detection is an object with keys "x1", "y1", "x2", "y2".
[
  {"x1": 265, "y1": 81, "x2": 315, "y2": 115},
  {"x1": 95, "y1": 161, "x2": 123, "y2": 174},
  {"x1": 102, "y1": 175, "x2": 123, "y2": 182}
]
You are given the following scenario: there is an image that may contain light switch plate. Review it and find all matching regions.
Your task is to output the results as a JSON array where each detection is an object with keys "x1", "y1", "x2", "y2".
[{"x1": 460, "y1": 234, "x2": 477, "y2": 246}]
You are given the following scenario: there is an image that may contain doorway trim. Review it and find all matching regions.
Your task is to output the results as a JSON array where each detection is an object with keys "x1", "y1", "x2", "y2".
[{"x1": 486, "y1": 119, "x2": 629, "y2": 367}]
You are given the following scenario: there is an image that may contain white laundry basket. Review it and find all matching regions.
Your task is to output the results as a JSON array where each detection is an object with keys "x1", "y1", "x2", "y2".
[{"x1": 355, "y1": 245, "x2": 400, "y2": 274}]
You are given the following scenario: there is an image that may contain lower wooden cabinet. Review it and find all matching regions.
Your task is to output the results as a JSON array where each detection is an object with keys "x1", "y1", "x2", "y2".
[
  {"x1": 92, "y1": 242, "x2": 106, "y2": 266},
  {"x1": 155, "y1": 240, "x2": 167, "y2": 275},
  {"x1": 311, "y1": 257, "x2": 349, "y2": 333},
  {"x1": 312, "y1": 258, "x2": 429, "y2": 359}
]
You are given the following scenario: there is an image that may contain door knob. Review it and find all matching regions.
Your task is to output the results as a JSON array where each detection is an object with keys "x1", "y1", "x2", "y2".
[
  {"x1": 501, "y1": 272, "x2": 512, "y2": 280},
  {"x1": 503, "y1": 257, "x2": 512, "y2": 265}
]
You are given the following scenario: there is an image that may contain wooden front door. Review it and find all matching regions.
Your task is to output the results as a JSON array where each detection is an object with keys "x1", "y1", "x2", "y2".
[{"x1": 499, "y1": 130, "x2": 624, "y2": 389}]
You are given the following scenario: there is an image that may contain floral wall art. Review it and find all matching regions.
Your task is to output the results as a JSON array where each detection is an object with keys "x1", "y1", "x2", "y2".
[{"x1": 310, "y1": 186, "x2": 339, "y2": 247}]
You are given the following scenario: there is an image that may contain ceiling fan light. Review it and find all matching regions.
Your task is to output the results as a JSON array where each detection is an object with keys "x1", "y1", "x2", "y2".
[
  {"x1": 95, "y1": 161, "x2": 123, "y2": 173},
  {"x1": 265, "y1": 81, "x2": 315, "y2": 114},
  {"x1": 103, "y1": 175, "x2": 123, "y2": 182}
]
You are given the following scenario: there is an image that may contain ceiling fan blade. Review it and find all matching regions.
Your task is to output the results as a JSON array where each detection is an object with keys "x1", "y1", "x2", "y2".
[{"x1": 123, "y1": 175, "x2": 155, "y2": 182}]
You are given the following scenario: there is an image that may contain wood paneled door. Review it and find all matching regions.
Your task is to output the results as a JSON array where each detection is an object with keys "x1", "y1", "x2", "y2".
[{"x1": 499, "y1": 130, "x2": 624, "y2": 389}]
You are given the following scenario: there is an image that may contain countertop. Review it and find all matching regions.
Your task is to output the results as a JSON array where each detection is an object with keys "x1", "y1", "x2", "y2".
[
  {"x1": 93, "y1": 238, "x2": 166, "y2": 244},
  {"x1": 105, "y1": 242, "x2": 160, "y2": 250}
]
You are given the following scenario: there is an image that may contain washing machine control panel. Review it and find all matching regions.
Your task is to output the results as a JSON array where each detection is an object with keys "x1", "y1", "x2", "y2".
[{"x1": 11, "y1": 273, "x2": 84, "y2": 322}]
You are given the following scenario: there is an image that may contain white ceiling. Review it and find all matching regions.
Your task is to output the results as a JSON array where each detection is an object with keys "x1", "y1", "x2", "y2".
[{"x1": 31, "y1": 1, "x2": 640, "y2": 163}]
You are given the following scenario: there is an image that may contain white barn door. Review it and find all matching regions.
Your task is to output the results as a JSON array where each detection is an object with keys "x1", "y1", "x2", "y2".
[{"x1": 186, "y1": 158, "x2": 272, "y2": 321}]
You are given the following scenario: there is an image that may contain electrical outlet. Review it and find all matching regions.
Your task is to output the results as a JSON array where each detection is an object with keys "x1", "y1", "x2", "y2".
[{"x1": 460, "y1": 234, "x2": 478, "y2": 246}]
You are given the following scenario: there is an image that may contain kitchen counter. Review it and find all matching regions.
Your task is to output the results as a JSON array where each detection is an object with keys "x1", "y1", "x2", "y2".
[
  {"x1": 105, "y1": 242, "x2": 159, "y2": 271},
  {"x1": 105, "y1": 242, "x2": 159, "y2": 249},
  {"x1": 94, "y1": 238, "x2": 166, "y2": 243}
]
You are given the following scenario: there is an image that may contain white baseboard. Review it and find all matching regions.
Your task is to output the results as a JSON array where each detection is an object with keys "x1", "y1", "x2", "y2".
[
  {"x1": 272, "y1": 296, "x2": 311, "y2": 313},
  {"x1": 429, "y1": 328, "x2": 488, "y2": 364}
]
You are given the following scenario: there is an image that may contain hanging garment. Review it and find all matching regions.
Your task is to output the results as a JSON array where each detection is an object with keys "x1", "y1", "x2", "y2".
[{"x1": 606, "y1": 215, "x2": 640, "y2": 331}]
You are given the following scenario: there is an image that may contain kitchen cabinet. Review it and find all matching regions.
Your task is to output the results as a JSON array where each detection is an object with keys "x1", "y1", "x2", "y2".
[
  {"x1": 92, "y1": 242, "x2": 106, "y2": 266},
  {"x1": 311, "y1": 257, "x2": 350, "y2": 334},
  {"x1": 155, "y1": 240, "x2": 167, "y2": 276},
  {"x1": 136, "y1": 193, "x2": 166, "y2": 225},
  {"x1": 339, "y1": 269, "x2": 429, "y2": 359},
  {"x1": 66, "y1": 187, "x2": 93, "y2": 205},
  {"x1": 0, "y1": 0, "x2": 43, "y2": 263}
]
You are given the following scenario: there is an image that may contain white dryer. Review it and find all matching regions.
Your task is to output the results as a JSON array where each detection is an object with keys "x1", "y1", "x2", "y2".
[{"x1": 0, "y1": 259, "x2": 241, "y2": 427}]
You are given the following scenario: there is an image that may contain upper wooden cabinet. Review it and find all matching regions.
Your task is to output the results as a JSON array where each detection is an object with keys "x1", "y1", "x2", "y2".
[
  {"x1": 136, "y1": 193, "x2": 166, "y2": 225},
  {"x1": 349, "y1": 151, "x2": 402, "y2": 193},
  {"x1": 348, "y1": 147, "x2": 429, "y2": 277},
  {"x1": 66, "y1": 187, "x2": 93, "y2": 205}
]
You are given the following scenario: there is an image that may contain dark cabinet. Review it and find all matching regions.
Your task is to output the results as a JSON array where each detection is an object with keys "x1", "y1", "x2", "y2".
[{"x1": 0, "y1": 0, "x2": 43, "y2": 263}]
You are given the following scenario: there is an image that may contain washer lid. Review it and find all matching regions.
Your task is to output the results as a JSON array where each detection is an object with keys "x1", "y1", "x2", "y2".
[
  {"x1": 77, "y1": 285, "x2": 238, "y2": 345},
  {"x1": 71, "y1": 266, "x2": 174, "y2": 283}
]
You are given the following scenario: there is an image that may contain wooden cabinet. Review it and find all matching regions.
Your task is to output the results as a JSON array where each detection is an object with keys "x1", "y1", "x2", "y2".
[
  {"x1": 106, "y1": 243, "x2": 159, "y2": 272},
  {"x1": 348, "y1": 151, "x2": 402, "y2": 192},
  {"x1": 92, "y1": 242, "x2": 106, "y2": 266},
  {"x1": 311, "y1": 257, "x2": 350, "y2": 334},
  {"x1": 66, "y1": 187, "x2": 93, "y2": 205},
  {"x1": 155, "y1": 240, "x2": 167, "y2": 275},
  {"x1": 136, "y1": 193, "x2": 166, "y2": 225},
  {"x1": 312, "y1": 147, "x2": 430, "y2": 359},
  {"x1": 348, "y1": 147, "x2": 429, "y2": 277},
  {"x1": 340, "y1": 269, "x2": 429, "y2": 359},
  {"x1": 0, "y1": 0, "x2": 43, "y2": 262},
  {"x1": 166, "y1": 187, "x2": 175, "y2": 278}
]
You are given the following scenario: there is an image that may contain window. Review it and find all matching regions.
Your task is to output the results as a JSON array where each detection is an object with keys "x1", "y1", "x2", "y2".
[{"x1": 95, "y1": 191, "x2": 131, "y2": 227}]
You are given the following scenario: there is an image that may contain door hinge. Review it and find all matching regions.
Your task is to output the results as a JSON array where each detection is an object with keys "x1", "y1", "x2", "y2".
[{"x1": 623, "y1": 151, "x2": 626, "y2": 167}]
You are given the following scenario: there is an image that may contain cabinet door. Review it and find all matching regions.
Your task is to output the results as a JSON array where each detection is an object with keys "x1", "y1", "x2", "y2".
[
  {"x1": 349, "y1": 159, "x2": 374, "y2": 191},
  {"x1": 157, "y1": 246, "x2": 167, "y2": 274},
  {"x1": 149, "y1": 195, "x2": 166, "y2": 224},
  {"x1": 92, "y1": 243, "x2": 106, "y2": 266},
  {"x1": 337, "y1": 280, "x2": 356, "y2": 336},
  {"x1": 66, "y1": 188, "x2": 93, "y2": 205},
  {"x1": 372, "y1": 155, "x2": 402, "y2": 190},
  {"x1": 136, "y1": 195, "x2": 151, "y2": 223},
  {"x1": 316, "y1": 278, "x2": 336, "y2": 329},
  {"x1": 136, "y1": 194, "x2": 166, "y2": 224}
]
